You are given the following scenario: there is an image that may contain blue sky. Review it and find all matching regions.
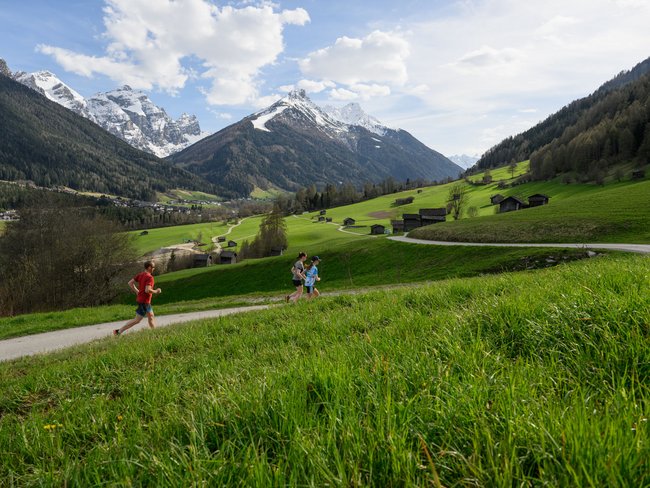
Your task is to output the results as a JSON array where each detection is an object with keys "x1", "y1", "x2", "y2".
[{"x1": 2, "y1": 0, "x2": 650, "y2": 156}]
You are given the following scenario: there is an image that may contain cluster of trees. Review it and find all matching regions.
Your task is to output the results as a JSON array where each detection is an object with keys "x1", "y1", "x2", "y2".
[
  {"x1": 0, "y1": 194, "x2": 136, "y2": 316},
  {"x1": 475, "y1": 57, "x2": 650, "y2": 181},
  {"x1": 529, "y1": 76, "x2": 650, "y2": 181},
  {"x1": 239, "y1": 205, "x2": 288, "y2": 259}
]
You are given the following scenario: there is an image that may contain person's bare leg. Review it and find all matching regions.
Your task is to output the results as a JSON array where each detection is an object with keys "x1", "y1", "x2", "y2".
[
  {"x1": 146, "y1": 312, "x2": 156, "y2": 329},
  {"x1": 117, "y1": 315, "x2": 143, "y2": 334},
  {"x1": 290, "y1": 285, "x2": 303, "y2": 303},
  {"x1": 312, "y1": 288, "x2": 320, "y2": 298}
]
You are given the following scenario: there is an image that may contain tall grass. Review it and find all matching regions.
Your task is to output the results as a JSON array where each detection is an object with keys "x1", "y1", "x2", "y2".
[{"x1": 1, "y1": 254, "x2": 647, "y2": 485}]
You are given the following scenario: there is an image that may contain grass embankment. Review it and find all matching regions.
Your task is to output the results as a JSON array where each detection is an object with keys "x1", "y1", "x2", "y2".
[
  {"x1": 0, "y1": 239, "x2": 588, "y2": 340},
  {"x1": 1, "y1": 254, "x2": 648, "y2": 485},
  {"x1": 410, "y1": 178, "x2": 650, "y2": 243}
]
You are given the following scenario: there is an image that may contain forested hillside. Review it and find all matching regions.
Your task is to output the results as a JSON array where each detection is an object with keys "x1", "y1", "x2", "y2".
[
  {"x1": 475, "y1": 56, "x2": 650, "y2": 179},
  {"x1": 0, "y1": 74, "x2": 215, "y2": 201}
]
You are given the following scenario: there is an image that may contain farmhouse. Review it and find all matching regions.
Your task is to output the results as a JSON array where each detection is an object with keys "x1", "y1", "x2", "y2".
[
  {"x1": 227, "y1": 240, "x2": 237, "y2": 247},
  {"x1": 490, "y1": 194, "x2": 505, "y2": 205},
  {"x1": 219, "y1": 250, "x2": 237, "y2": 264},
  {"x1": 402, "y1": 213, "x2": 421, "y2": 232},
  {"x1": 193, "y1": 254, "x2": 212, "y2": 267},
  {"x1": 528, "y1": 194, "x2": 550, "y2": 207},
  {"x1": 318, "y1": 216, "x2": 326, "y2": 222},
  {"x1": 319, "y1": 210, "x2": 327, "y2": 215},
  {"x1": 326, "y1": 217, "x2": 332, "y2": 222},
  {"x1": 391, "y1": 220, "x2": 405, "y2": 233},
  {"x1": 499, "y1": 196, "x2": 526, "y2": 213},
  {"x1": 419, "y1": 208, "x2": 446, "y2": 224},
  {"x1": 217, "y1": 236, "x2": 226, "y2": 242},
  {"x1": 343, "y1": 217, "x2": 356, "y2": 226},
  {"x1": 370, "y1": 224, "x2": 386, "y2": 235},
  {"x1": 632, "y1": 169, "x2": 645, "y2": 179}
]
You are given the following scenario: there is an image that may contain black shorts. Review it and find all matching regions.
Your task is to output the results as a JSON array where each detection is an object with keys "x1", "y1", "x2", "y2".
[
  {"x1": 292, "y1": 279, "x2": 303, "y2": 287},
  {"x1": 305, "y1": 285, "x2": 315, "y2": 293}
]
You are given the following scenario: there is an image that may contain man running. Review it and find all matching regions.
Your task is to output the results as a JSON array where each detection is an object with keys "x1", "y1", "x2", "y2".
[{"x1": 113, "y1": 261, "x2": 161, "y2": 335}]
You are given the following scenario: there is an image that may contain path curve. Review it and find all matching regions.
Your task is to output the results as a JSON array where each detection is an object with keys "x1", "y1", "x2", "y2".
[
  {"x1": 0, "y1": 305, "x2": 270, "y2": 362},
  {"x1": 388, "y1": 236, "x2": 650, "y2": 254}
]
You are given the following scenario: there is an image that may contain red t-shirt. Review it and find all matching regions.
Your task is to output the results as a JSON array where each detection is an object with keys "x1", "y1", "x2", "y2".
[{"x1": 134, "y1": 271, "x2": 155, "y2": 304}]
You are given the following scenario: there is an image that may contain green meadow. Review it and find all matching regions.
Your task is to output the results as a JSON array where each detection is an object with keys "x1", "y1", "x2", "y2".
[{"x1": 1, "y1": 254, "x2": 648, "y2": 486}]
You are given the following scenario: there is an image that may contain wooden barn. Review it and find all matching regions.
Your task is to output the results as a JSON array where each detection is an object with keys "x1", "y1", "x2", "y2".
[
  {"x1": 490, "y1": 194, "x2": 505, "y2": 205},
  {"x1": 402, "y1": 213, "x2": 422, "y2": 231},
  {"x1": 370, "y1": 224, "x2": 386, "y2": 235},
  {"x1": 419, "y1": 208, "x2": 446, "y2": 224},
  {"x1": 528, "y1": 194, "x2": 550, "y2": 207},
  {"x1": 193, "y1": 254, "x2": 212, "y2": 267},
  {"x1": 217, "y1": 236, "x2": 226, "y2": 242},
  {"x1": 319, "y1": 210, "x2": 327, "y2": 215},
  {"x1": 343, "y1": 217, "x2": 356, "y2": 226},
  {"x1": 270, "y1": 247, "x2": 284, "y2": 256},
  {"x1": 499, "y1": 196, "x2": 526, "y2": 213},
  {"x1": 318, "y1": 216, "x2": 325, "y2": 222},
  {"x1": 227, "y1": 240, "x2": 237, "y2": 247},
  {"x1": 326, "y1": 217, "x2": 332, "y2": 222},
  {"x1": 391, "y1": 220, "x2": 405, "y2": 234},
  {"x1": 219, "y1": 250, "x2": 237, "y2": 264}
]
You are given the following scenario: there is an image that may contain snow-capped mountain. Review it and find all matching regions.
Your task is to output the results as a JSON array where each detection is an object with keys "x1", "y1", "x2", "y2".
[
  {"x1": 11, "y1": 69, "x2": 207, "y2": 157},
  {"x1": 170, "y1": 89, "x2": 462, "y2": 197},
  {"x1": 448, "y1": 154, "x2": 480, "y2": 169},
  {"x1": 322, "y1": 102, "x2": 388, "y2": 136}
]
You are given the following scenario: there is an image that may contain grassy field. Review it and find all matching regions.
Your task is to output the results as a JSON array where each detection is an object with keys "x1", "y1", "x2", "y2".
[
  {"x1": 157, "y1": 189, "x2": 223, "y2": 203},
  {"x1": 1, "y1": 254, "x2": 647, "y2": 485},
  {"x1": 410, "y1": 178, "x2": 650, "y2": 243},
  {"x1": 0, "y1": 239, "x2": 590, "y2": 340}
]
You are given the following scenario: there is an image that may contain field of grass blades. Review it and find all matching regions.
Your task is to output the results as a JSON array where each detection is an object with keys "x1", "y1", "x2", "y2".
[{"x1": 1, "y1": 254, "x2": 648, "y2": 485}]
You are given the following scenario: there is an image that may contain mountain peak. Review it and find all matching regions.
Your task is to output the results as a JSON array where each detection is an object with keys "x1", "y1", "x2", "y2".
[
  {"x1": 0, "y1": 58, "x2": 10, "y2": 77},
  {"x1": 287, "y1": 88, "x2": 308, "y2": 100},
  {"x1": 322, "y1": 102, "x2": 389, "y2": 136}
]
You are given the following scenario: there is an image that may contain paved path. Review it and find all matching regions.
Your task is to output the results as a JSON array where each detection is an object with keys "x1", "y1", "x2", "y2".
[
  {"x1": 388, "y1": 236, "x2": 650, "y2": 254},
  {"x1": 0, "y1": 305, "x2": 270, "y2": 362}
]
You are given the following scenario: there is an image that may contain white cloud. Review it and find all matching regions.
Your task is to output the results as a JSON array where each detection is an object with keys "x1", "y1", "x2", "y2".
[
  {"x1": 381, "y1": 0, "x2": 650, "y2": 154},
  {"x1": 38, "y1": 0, "x2": 309, "y2": 105},
  {"x1": 299, "y1": 30, "x2": 409, "y2": 93}
]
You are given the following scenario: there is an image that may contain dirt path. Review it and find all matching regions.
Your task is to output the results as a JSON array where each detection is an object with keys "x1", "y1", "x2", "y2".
[
  {"x1": 0, "y1": 305, "x2": 270, "y2": 362},
  {"x1": 388, "y1": 236, "x2": 650, "y2": 254}
]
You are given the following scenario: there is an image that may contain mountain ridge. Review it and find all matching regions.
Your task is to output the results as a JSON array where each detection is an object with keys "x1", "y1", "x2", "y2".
[{"x1": 170, "y1": 90, "x2": 461, "y2": 197}]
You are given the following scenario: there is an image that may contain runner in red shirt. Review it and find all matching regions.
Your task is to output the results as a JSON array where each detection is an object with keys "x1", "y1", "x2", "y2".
[{"x1": 113, "y1": 261, "x2": 161, "y2": 336}]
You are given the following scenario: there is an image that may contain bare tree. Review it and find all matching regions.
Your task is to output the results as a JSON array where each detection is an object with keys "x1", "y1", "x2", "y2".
[{"x1": 0, "y1": 195, "x2": 137, "y2": 315}]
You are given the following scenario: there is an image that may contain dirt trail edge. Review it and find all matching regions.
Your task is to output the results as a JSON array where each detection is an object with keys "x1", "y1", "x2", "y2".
[
  {"x1": 0, "y1": 305, "x2": 270, "y2": 362},
  {"x1": 388, "y1": 236, "x2": 650, "y2": 254}
]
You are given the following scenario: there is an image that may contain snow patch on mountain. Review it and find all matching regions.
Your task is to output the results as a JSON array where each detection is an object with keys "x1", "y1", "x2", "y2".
[
  {"x1": 251, "y1": 105, "x2": 288, "y2": 132},
  {"x1": 322, "y1": 102, "x2": 389, "y2": 136},
  {"x1": 11, "y1": 69, "x2": 208, "y2": 157}
]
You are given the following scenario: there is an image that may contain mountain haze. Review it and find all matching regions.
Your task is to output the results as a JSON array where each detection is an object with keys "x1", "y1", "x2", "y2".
[{"x1": 170, "y1": 90, "x2": 461, "y2": 197}]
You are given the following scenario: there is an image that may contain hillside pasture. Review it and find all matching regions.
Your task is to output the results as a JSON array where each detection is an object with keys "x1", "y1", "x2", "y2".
[{"x1": 1, "y1": 254, "x2": 647, "y2": 486}]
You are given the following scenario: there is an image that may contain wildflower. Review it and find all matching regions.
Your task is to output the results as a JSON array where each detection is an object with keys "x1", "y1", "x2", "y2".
[{"x1": 117, "y1": 415, "x2": 123, "y2": 421}]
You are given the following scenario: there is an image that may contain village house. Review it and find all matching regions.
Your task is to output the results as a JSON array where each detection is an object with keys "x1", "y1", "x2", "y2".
[
  {"x1": 490, "y1": 194, "x2": 505, "y2": 205},
  {"x1": 326, "y1": 217, "x2": 333, "y2": 222},
  {"x1": 193, "y1": 254, "x2": 212, "y2": 267},
  {"x1": 391, "y1": 220, "x2": 405, "y2": 234},
  {"x1": 499, "y1": 196, "x2": 527, "y2": 213},
  {"x1": 370, "y1": 224, "x2": 386, "y2": 235},
  {"x1": 419, "y1": 208, "x2": 446, "y2": 225},
  {"x1": 219, "y1": 250, "x2": 237, "y2": 265},
  {"x1": 227, "y1": 240, "x2": 237, "y2": 248},
  {"x1": 528, "y1": 194, "x2": 550, "y2": 207},
  {"x1": 402, "y1": 213, "x2": 421, "y2": 232},
  {"x1": 217, "y1": 236, "x2": 226, "y2": 242},
  {"x1": 343, "y1": 217, "x2": 356, "y2": 226},
  {"x1": 319, "y1": 210, "x2": 327, "y2": 215}
]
